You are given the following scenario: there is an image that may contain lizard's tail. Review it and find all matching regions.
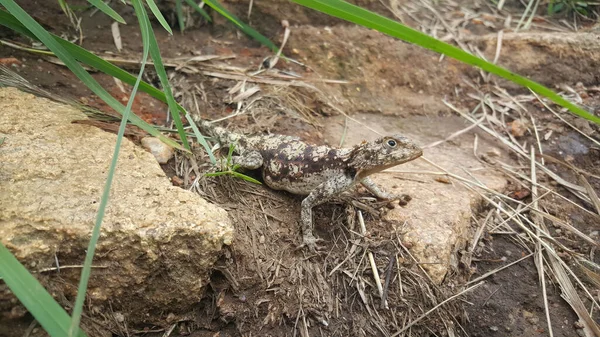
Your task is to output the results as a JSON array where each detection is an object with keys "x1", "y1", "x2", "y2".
[
  {"x1": 190, "y1": 115, "x2": 218, "y2": 137},
  {"x1": 196, "y1": 119, "x2": 215, "y2": 137},
  {"x1": 192, "y1": 118, "x2": 240, "y2": 147}
]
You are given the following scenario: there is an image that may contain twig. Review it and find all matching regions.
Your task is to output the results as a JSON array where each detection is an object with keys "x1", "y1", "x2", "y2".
[
  {"x1": 467, "y1": 253, "x2": 534, "y2": 285},
  {"x1": 391, "y1": 281, "x2": 485, "y2": 336},
  {"x1": 531, "y1": 146, "x2": 554, "y2": 337},
  {"x1": 381, "y1": 256, "x2": 396, "y2": 309},
  {"x1": 358, "y1": 211, "x2": 384, "y2": 301}
]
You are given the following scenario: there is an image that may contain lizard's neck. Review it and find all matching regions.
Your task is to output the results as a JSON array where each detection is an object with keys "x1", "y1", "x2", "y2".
[
  {"x1": 347, "y1": 143, "x2": 398, "y2": 180},
  {"x1": 347, "y1": 144, "x2": 378, "y2": 178}
]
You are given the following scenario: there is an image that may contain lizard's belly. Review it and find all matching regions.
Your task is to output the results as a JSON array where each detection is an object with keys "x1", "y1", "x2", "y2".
[{"x1": 262, "y1": 162, "x2": 346, "y2": 196}]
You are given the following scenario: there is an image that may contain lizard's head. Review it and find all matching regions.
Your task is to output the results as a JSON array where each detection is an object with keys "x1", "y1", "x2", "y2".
[{"x1": 351, "y1": 135, "x2": 422, "y2": 180}]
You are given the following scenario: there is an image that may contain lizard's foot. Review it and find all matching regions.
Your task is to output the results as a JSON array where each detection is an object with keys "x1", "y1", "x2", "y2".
[
  {"x1": 396, "y1": 194, "x2": 412, "y2": 206},
  {"x1": 299, "y1": 234, "x2": 326, "y2": 253},
  {"x1": 377, "y1": 193, "x2": 412, "y2": 205}
]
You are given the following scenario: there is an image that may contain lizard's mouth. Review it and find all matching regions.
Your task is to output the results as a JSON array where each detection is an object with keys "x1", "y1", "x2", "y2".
[{"x1": 355, "y1": 149, "x2": 422, "y2": 180}]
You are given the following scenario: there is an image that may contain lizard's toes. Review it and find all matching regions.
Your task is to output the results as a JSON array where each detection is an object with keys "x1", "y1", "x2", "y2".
[
  {"x1": 298, "y1": 234, "x2": 326, "y2": 253},
  {"x1": 397, "y1": 194, "x2": 412, "y2": 206}
]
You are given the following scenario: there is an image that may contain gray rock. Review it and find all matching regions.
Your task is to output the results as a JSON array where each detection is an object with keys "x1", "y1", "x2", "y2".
[
  {"x1": 0, "y1": 88, "x2": 233, "y2": 323},
  {"x1": 325, "y1": 114, "x2": 508, "y2": 284}
]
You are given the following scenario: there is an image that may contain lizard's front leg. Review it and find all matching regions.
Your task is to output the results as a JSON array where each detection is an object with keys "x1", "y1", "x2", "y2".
[
  {"x1": 361, "y1": 177, "x2": 410, "y2": 204},
  {"x1": 301, "y1": 174, "x2": 355, "y2": 251}
]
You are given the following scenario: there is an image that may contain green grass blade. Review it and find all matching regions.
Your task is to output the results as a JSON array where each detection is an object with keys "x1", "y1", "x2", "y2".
[
  {"x1": 0, "y1": 9, "x2": 166, "y2": 104},
  {"x1": 68, "y1": 1, "x2": 151, "y2": 335},
  {"x1": 0, "y1": 9, "x2": 215, "y2": 157},
  {"x1": 186, "y1": 113, "x2": 216, "y2": 164},
  {"x1": 0, "y1": 7, "x2": 186, "y2": 151},
  {"x1": 231, "y1": 172, "x2": 262, "y2": 184},
  {"x1": 86, "y1": 0, "x2": 126, "y2": 23},
  {"x1": 140, "y1": 11, "x2": 192, "y2": 151},
  {"x1": 205, "y1": 171, "x2": 229, "y2": 177},
  {"x1": 290, "y1": 0, "x2": 600, "y2": 125},
  {"x1": 145, "y1": 0, "x2": 173, "y2": 34},
  {"x1": 203, "y1": 0, "x2": 278, "y2": 52},
  {"x1": 175, "y1": 0, "x2": 185, "y2": 32},
  {"x1": 0, "y1": 243, "x2": 87, "y2": 337},
  {"x1": 184, "y1": 0, "x2": 212, "y2": 22},
  {"x1": 226, "y1": 143, "x2": 235, "y2": 167}
]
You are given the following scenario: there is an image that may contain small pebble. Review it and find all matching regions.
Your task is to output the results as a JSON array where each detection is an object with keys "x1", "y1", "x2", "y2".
[
  {"x1": 171, "y1": 176, "x2": 184, "y2": 186},
  {"x1": 141, "y1": 137, "x2": 174, "y2": 164},
  {"x1": 114, "y1": 312, "x2": 125, "y2": 323}
]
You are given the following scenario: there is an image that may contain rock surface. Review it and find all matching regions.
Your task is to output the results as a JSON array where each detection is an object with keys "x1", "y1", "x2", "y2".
[
  {"x1": 0, "y1": 88, "x2": 233, "y2": 323},
  {"x1": 325, "y1": 114, "x2": 508, "y2": 284}
]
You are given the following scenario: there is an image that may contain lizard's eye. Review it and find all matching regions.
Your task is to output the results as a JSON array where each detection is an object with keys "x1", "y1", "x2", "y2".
[{"x1": 386, "y1": 139, "x2": 397, "y2": 147}]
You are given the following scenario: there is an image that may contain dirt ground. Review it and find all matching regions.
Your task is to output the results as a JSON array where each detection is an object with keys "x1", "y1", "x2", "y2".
[{"x1": 1, "y1": 0, "x2": 599, "y2": 336}]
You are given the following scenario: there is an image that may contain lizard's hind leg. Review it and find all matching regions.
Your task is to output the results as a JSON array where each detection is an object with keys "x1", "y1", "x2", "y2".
[{"x1": 300, "y1": 174, "x2": 355, "y2": 252}]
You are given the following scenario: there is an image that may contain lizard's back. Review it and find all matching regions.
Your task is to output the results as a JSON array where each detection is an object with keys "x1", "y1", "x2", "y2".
[
  {"x1": 255, "y1": 136, "x2": 353, "y2": 195},
  {"x1": 198, "y1": 120, "x2": 353, "y2": 195}
]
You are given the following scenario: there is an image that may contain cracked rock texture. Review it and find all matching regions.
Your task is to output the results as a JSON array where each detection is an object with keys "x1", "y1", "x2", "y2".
[{"x1": 0, "y1": 87, "x2": 233, "y2": 323}]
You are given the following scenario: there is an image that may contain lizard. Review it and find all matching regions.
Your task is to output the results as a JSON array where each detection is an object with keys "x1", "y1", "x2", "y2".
[{"x1": 196, "y1": 119, "x2": 423, "y2": 251}]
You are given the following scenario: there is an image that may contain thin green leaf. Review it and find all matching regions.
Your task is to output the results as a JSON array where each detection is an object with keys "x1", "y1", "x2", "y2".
[
  {"x1": 290, "y1": 0, "x2": 600, "y2": 126},
  {"x1": 0, "y1": 9, "x2": 212, "y2": 157},
  {"x1": 205, "y1": 171, "x2": 230, "y2": 177},
  {"x1": 203, "y1": 0, "x2": 278, "y2": 52},
  {"x1": 139, "y1": 9, "x2": 192, "y2": 151},
  {"x1": 145, "y1": 0, "x2": 173, "y2": 34},
  {"x1": 231, "y1": 172, "x2": 262, "y2": 184},
  {"x1": 0, "y1": 5, "x2": 186, "y2": 151},
  {"x1": 186, "y1": 113, "x2": 216, "y2": 164},
  {"x1": 0, "y1": 10, "x2": 167, "y2": 103},
  {"x1": 0, "y1": 243, "x2": 87, "y2": 337},
  {"x1": 175, "y1": 0, "x2": 185, "y2": 32},
  {"x1": 226, "y1": 143, "x2": 235, "y2": 167},
  {"x1": 554, "y1": 2, "x2": 565, "y2": 12},
  {"x1": 87, "y1": 0, "x2": 126, "y2": 23},
  {"x1": 205, "y1": 170, "x2": 262, "y2": 184},
  {"x1": 184, "y1": 0, "x2": 212, "y2": 22},
  {"x1": 68, "y1": 1, "x2": 151, "y2": 335}
]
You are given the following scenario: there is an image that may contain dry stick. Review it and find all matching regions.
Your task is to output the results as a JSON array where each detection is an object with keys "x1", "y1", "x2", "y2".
[
  {"x1": 531, "y1": 154, "x2": 600, "y2": 336},
  {"x1": 381, "y1": 255, "x2": 396, "y2": 309},
  {"x1": 447, "y1": 100, "x2": 593, "y2": 205},
  {"x1": 424, "y1": 113, "x2": 486, "y2": 148},
  {"x1": 487, "y1": 190, "x2": 551, "y2": 233},
  {"x1": 530, "y1": 116, "x2": 545, "y2": 165},
  {"x1": 500, "y1": 164, "x2": 599, "y2": 220},
  {"x1": 551, "y1": 255, "x2": 600, "y2": 337},
  {"x1": 467, "y1": 253, "x2": 534, "y2": 285},
  {"x1": 358, "y1": 211, "x2": 385, "y2": 302},
  {"x1": 538, "y1": 155, "x2": 600, "y2": 214},
  {"x1": 401, "y1": 159, "x2": 588, "y2": 245},
  {"x1": 470, "y1": 211, "x2": 492, "y2": 253},
  {"x1": 531, "y1": 147, "x2": 554, "y2": 337},
  {"x1": 530, "y1": 90, "x2": 600, "y2": 148},
  {"x1": 161, "y1": 323, "x2": 177, "y2": 337},
  {"x1": 391, "y1": 281, "x2": 485, "y2": 336},
  {"x1": 465, "y1": 183, "x2": 600, "y2": 310},
  {"x1": 339, "y1": 115, "x2": 349, "y2": 148}
]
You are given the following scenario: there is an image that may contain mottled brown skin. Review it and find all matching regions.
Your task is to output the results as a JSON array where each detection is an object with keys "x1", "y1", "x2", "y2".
[{"x1": 198, "y1": 120, "x2": 423, "y2": 251}]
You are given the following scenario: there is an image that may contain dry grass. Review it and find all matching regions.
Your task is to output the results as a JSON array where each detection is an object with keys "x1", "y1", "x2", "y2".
[{"x1": 3, "y1": 3, "x2": 599, "y2": 335}]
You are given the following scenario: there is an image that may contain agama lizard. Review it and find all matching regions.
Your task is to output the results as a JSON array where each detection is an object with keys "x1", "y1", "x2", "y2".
[{"x1": 197, "y1": 119, "x2": 423, "y2": 251}]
